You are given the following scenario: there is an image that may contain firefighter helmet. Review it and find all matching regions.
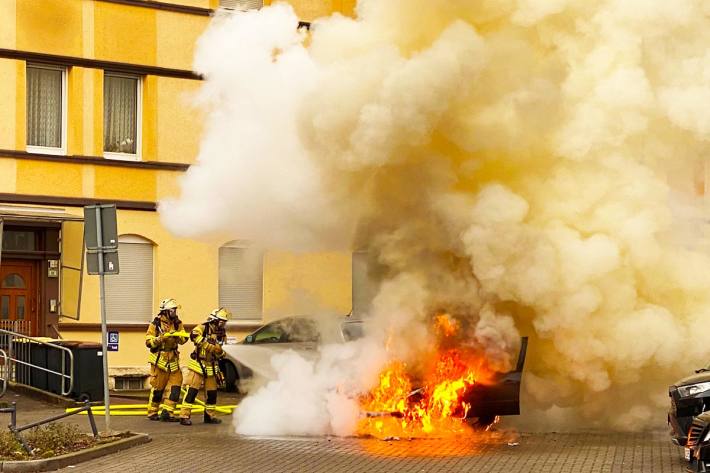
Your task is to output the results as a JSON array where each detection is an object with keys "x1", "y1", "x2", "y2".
[
  {"x1": 159, "y1": 298, "x2": 180, "y2": 311},
  {"x1": 208, "y1": 307, "x2": 231, "y2": 322}
]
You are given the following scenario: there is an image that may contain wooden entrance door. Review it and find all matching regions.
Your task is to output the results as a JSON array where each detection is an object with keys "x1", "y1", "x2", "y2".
[{"x1": 0, "y1": 261, "x2": 37, "y2": 335}]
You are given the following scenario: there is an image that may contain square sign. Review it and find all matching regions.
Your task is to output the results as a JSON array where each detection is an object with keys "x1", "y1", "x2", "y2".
[
  {"x1": 86, "y1": 250, "x2": 120, "y2": 276},
  {"x1": 108, "y1": 331, "x2": 119, "y2": 351},
  {"x1": 84, "y1": 205, "x2": 118, "y2": 250},
  {"x1": 84, "y1": 204, "x2": 120, "y2": 275}
]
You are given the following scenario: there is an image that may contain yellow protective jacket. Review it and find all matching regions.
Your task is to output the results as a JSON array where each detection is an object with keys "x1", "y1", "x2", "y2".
[
  {"x1": 145, "y1": 314, "x2": 188, "y2": 372},
  {"x1": 187, "y1": 323, "x2": 224, "y2": 377}
]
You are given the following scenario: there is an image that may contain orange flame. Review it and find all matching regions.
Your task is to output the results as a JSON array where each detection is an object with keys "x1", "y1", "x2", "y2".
[
  {"x1": 358, "y1": 315, "x2": 492, "y2": 439},
  {"x1": 434, "y1": 313, "x2": 458, "y2": 337}
]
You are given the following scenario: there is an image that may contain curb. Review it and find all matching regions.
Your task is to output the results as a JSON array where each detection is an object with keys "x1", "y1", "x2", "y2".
[{"x1": 0, "y1": 432, "x2": 151, "y2": 472}]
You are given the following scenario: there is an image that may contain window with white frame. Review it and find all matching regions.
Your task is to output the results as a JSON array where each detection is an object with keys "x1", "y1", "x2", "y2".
[
  {"x1": 219, "y1": 241, "x2": 263, "y2": 320},
  {"x1": 103, "y1": 72, "x2": 141, "y2": 160},
  {"x1": 26, "y1": 64, "x2": 67, "y2": 154},
  {"x1": 105, "y1": 235, "x2": 154, "y2": 323}
]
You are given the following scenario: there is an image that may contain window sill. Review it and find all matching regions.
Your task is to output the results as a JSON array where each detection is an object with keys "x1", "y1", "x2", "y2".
[
  {"x1": 26, "y1": 145, "x2": 65, "y2": 156},
  {"x1": 104, "y1": 152, "x2": 141, "y2": 162},
  {"x1": 228, "y1": 319, "x2": 263, "y2": 326}
]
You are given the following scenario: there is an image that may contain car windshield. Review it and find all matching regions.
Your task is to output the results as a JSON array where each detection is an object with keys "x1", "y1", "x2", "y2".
[{"x1": 341, "y1": 321, "x2": 364, "y2": 341}]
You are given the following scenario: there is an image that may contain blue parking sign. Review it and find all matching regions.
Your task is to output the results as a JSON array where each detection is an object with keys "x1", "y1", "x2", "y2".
[{"x1": 108, "y1": 331, "x2": 119, "y2": 351}]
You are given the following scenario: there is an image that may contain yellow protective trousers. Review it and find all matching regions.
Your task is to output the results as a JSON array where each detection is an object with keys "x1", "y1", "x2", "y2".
[
  {"x1": 179, "y1": 369, "x2": 218, "y2": 420},
  {"x1": 147, "y1": 363, "x2": 183, "y2": 417}
]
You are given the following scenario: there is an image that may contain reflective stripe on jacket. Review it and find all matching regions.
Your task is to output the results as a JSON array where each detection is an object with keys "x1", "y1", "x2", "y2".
[
  {"x1": 149, "y1": 352, "x2": 180, "y2": 372},
  {"x1": 187, "y1": 323, "x2": 224, "y2": 376},
  {"x1": 145, "y1": 314, "x2": 187, "y2": 372}
]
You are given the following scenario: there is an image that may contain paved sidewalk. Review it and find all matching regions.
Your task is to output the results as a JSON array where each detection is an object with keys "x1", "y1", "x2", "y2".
[
  {"x1": 0, "y1": 391, "x2": 690, "y2": 473},
  {"x1": 57, "y1": 429, "x2": 686, "y2": 473}
]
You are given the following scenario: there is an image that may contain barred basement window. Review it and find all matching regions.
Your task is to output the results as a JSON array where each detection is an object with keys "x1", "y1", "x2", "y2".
[
  {"x1": 219, "y1": 0, "x2": 263, "y2": 11},
  {"x1": 114, "y1": 377, "x2": 145, "y2": 391}
]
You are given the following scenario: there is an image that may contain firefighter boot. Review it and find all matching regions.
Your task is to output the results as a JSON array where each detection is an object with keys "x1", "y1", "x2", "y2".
[
  {"x1": 160, "y1": 408, "x2": 179, "y2": 422},
  {"x1": 180, "y1": 418, "x2": 192, "y2": 426},
  {"x1": 204, "y1": 390, "x2": 221, "y2": 424},
  {"x1": 204, "y1": 411, "x2": 222, "y2": 424}
]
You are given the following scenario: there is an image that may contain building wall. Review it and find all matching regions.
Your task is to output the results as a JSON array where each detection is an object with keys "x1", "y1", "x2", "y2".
[
  {"x1": 264, "y1": 0, "x2": 356, "y2": 21},
  {"x1": 0, "y1": 0, "x2": 356, "y2": 378}
]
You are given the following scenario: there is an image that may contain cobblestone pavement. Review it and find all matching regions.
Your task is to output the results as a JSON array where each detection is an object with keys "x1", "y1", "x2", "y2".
[{"x1": 2, "y1": 392, "x2": 690, "y2": 473}]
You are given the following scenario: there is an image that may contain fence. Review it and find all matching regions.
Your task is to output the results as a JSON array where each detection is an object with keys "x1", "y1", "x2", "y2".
[
  {"x1": 0, "y1": 320, "x2": 31, "y2": 336},
  {"x1": 0, "y1": 329, "x2": 73, "y2": 397}
]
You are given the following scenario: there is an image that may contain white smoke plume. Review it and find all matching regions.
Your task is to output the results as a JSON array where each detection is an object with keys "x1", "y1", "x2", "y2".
[{"x1": 160, "y1": 1, "x2": 710, "y2": 433}]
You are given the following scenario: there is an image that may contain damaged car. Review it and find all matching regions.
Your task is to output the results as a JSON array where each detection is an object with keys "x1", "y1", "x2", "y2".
[
  {"x1": 683, "y1": 411, "x2": 710, "y2": 472},
  {"x1": 669, "y1": 368, "x2": 710, "y2": 447},
  {"x1": 221, "y1": 315, "x2": 528, "y2": 427}
]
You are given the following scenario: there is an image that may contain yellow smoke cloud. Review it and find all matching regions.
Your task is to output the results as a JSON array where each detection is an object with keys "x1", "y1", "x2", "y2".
[{"x1": 161, "y1": 0, "x2": 710, "y2": 429}]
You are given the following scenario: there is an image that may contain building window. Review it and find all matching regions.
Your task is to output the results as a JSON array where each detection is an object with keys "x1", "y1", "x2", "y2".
[
  {"x1": 219, "y1": 0, "x2": 263, "y2": 11},
  {"x1": 114, "y1": 376, "x2": 146, "y2": 391},
  {"x1": 219, "y1": 241, "x2": 263, "y2": 320},
  {"x1": 26, "y1": 64, "x2": 66, "y2": 154},
  {"x1": 1, "y1": 231, "x2": 37, "y2": 252},
  {"x1": 103, "y1": 73, "x2": 141, "y2": 160},
  {"x1": 105, "y1": 235, "x2": 153, "y2": 323}
]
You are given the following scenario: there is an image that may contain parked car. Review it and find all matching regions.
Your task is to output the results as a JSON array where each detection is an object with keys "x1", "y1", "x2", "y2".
[
  {"x1": 220, "y1": 315, "x2": 362, "y2": 391},
  {"x1": 668, "y1": 368, "x2": 710, "y2": 446},
  {"x1": 684, "y1": 411, "x2": 710, "y2": 472},
  {"x1": 221, "y1": 315, "x2": 528, "y2": 427}
]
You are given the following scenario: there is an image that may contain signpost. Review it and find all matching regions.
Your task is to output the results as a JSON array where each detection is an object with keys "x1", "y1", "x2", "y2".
[{"x1": 84, "y1": 204, "x2": 119, "y2": 433}]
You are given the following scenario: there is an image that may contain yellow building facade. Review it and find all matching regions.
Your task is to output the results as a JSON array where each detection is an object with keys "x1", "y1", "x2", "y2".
[{"x1": 0, "y1": 0, "x2": 355, "y2": 387}]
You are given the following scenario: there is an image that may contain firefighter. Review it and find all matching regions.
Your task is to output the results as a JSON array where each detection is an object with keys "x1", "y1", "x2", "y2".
[
  {"x1": 179, "y1": 307, "x2": 230, "y2": 425},
  {"x1": 145, "y1": 298, "x2": 188, "y2": 421}
]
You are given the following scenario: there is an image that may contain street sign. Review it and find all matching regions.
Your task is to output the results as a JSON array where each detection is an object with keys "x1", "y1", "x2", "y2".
[
  {"x1": 108, "y1": 331, "x2": 119, "y2": 351},
  {"x1": 84, "y1": 205, "x2": 118, "y2": 250},
  {"x1": 86, "y1": 251, "x2": 119, "y2": 275},
  {"x1": 84, "y1": 205, "x2": 119, "y2": 275},
  {"x1": 83, "y1": 204, "x2": 119, "y2": 433}
]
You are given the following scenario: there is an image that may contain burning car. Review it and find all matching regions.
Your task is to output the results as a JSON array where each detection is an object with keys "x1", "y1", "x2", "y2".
[
  {"x1": 669, "y1": 368, "x2": 710, "y2": 447},
  {"x1": 222, "y1": 314, "x2": 528, "y2": 435}
]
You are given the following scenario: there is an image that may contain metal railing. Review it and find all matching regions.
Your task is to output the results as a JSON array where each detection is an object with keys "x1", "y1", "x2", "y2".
[
  {"x1": 0, "y1": 349, "x2": 8, "y2": 398},
  {"x1": 0, "y1": 329, "x2": 74, "y2": 396},
  {"x1": 0, "y1": 320, "x2": 31, "y2": 336},
  {"x1": 1, "y1": 401, "x2": 98, "y2": 454}
]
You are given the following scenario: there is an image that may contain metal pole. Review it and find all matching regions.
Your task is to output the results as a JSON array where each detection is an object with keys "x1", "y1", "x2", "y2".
[
  {"x1": 95, "y1": 207, "x2": 111, "y2": 433},
  {"x1": 86, "y1": 401, "x2": 99, "y2": 438}
]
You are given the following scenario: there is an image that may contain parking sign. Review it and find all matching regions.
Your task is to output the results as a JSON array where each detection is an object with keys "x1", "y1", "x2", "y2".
[{"x1": 108, "y1": 331, "x2": 119, "y2": 351}]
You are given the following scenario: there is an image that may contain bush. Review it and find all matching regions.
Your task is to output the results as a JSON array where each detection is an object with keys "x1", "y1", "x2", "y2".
[
  {"x1": 0, "y1": 431, "x2": 25, "y2": 460},
  {"x1": 0, "y1": 423, "x2": 96, "y2": 460}
]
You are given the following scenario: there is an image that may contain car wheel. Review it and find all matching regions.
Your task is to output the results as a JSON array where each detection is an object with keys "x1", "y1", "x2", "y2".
[{"x1": 220, "y1": 360, "x2": 239, "y2": 393}]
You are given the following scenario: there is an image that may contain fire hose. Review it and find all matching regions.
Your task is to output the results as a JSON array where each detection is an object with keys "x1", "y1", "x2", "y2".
[{"x1": 66, "y1": 387, "x2": 237, "y2": 416}]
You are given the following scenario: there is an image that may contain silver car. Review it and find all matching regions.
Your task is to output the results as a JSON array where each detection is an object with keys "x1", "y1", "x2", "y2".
[{"x1": 219, "y1": 315, "x2": 364, "y2": 391}]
